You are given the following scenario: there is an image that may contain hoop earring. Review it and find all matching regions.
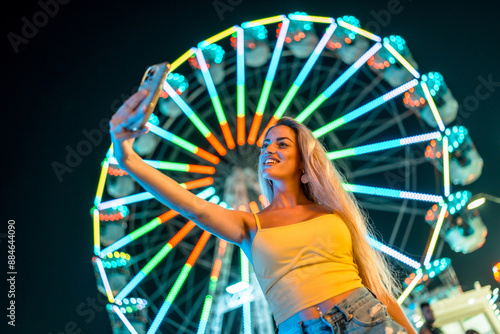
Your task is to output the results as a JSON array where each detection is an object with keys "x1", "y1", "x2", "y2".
[{"x1": 300, "y1": 168, "x2": 309, "y2": 184}]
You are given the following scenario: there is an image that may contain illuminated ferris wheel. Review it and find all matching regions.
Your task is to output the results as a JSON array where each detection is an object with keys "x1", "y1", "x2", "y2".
[{"x1": 91, "y1": 12, "x2": 485, "y2": 333}]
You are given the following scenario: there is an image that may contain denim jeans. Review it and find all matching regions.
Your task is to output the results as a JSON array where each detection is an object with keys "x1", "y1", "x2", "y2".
[{"x1": 277, "y1": 287, "x2": 407, "y2": 333}]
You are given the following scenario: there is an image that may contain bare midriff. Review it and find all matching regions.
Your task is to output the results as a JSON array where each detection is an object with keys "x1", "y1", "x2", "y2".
[{"x1": 277, "y1": 287, "x2": 362, "y2": 328}]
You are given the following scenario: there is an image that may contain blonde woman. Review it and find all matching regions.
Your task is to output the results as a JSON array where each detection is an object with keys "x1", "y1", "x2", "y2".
[{"x1": 110, "y1": 89, "x2": 416, "y2": 333}]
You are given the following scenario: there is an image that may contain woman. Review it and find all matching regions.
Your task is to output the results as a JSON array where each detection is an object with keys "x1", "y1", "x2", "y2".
[{"x1": 110, "y1": 89, "x2": 416, "y2": 333}]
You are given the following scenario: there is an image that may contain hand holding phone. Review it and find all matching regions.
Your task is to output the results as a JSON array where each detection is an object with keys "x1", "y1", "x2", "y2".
[{"x1": 129, "y1": 62, "x2": 170, "y2": 131}]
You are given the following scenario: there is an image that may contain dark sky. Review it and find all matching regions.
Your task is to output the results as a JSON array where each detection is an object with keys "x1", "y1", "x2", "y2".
[{"x1": 3, "y1": 0, "x2": 500, "y2": 333}]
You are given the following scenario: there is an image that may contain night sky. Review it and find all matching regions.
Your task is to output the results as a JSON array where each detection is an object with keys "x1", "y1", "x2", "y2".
[{"x1": 4, "y1": 0, "x2": 500, "y2": 333}]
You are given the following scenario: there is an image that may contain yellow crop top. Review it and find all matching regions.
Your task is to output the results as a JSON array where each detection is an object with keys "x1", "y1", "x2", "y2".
[{"x1": 250, "y1": 213, "x2": 364, "y2": 325}]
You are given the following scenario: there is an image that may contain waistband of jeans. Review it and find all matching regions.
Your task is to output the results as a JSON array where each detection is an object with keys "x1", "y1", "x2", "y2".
[{"x1": 321, "y1": 287, "x2": 376, "y2": 323}]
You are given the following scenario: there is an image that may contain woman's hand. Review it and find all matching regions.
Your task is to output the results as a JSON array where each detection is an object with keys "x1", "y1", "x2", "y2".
[{"x1": 109, "y1": 89, "x2": 150, "y2": 162}]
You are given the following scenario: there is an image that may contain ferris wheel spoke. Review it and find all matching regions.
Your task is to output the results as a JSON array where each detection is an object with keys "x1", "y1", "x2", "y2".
[
  {"x1": 114, "y1": 221, "x2": 197, "y2": 302},
  {"x1": 148, "y1": 231, "x2": 212, "y2": 334},
  {"x1": 312, "y1": 79, "x2": 419, "y2": 138},
  {"x1": 108, "y1": 157, "x2": 215, "y2": 174},
  {"x1": 343, "y1": 183, "x2": 442, "y2": 203},
  {"x1": 163, "y1": 81, "x2": 227, "y2": 156},
  {"x1": 194, "y1": 48, "x2": 235, "y2": 149},
  {"x1": 147, "y1": 123, "x2": 220, "y2": 164},
  {"x1": 256, "y1": 22, "x2": 337, "y2": 146},
  {"x1": 197, "y1": 238, "x2": 228, "y2": 334},
  {"x1": 97, "y1": 177, "x2": 214, "y2": 211},
  {"x1": 98, "y1": 188, "x2": 215, "y2": 257},
  {"x1": 296, "y1": 43, "x2": 382, "y2": 123},
  {"x1": 337, "y1": 20, "x2": 381, "y2": 42},
  {"x1": 327, "y1": 131, "x2": 441, "y2": 160},
  {"x1": 247, "y1": 17, "x2": 289, "y2": 145},
  {"x1": 345, "y1": 108, "x2": 414, "y2": 148}
]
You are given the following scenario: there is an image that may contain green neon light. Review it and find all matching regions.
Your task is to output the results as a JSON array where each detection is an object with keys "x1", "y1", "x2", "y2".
[
  {"x1": 129, "y1": 217, "x2": 162, "y2": 241},
  {"x1": 212, "y1": 96, "x2": 227, "y2": 123},
  {"x1": 327, "y1": 148, "x2": 355, "y2": 160},
  {"x1": 237, "y1": 84, "x2": 245, "y2": 117},
  {"x1": 313, "y1": 118, "x2": 346, "y2": 138},
  {"x1": 166, "y1": 265, "x2": 191, "y2": 304},
  {"x1": 296, "y1": 94, "x2": 328, "y2": 123},
  {"x1": 156, "y1": 162, "x2": 189, "y2": 172},
  {"x1": 189, "y1": 113, "x2": 211, "y2": 137},
  {"x1": 143, "y1": 244, "x2": 173, "y2": 275},
  {"x1": 169, "y1": 135, "x2": 198, "y2": 153},
  {"x1": 275, "y1": 84, "x2": 300, "y2": 118},
  {"x1": 256, "y1": 79, "x2": 273, "y2": 113}
]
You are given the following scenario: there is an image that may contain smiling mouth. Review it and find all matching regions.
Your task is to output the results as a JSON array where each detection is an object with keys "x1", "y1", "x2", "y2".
[{"x1": 263, "y1": 158, "x2": 280, "y2": 165}]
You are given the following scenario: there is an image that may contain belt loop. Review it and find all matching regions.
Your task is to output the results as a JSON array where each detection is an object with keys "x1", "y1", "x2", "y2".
[{"x1": 299, "y1": 321, "x2": 305, "y2": 334}]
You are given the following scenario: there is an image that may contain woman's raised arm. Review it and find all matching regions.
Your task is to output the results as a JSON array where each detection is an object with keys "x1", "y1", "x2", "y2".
[{"x1": 109, "y1": 89, "x2": 250, "y2": 245}]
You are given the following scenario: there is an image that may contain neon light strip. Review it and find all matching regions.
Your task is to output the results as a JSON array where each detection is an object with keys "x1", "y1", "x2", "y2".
[
  {"x1": 99, "y1": 188, "x2": 215, "y2": 257},
  {"x1": 312, "y1": 79, "x2": 418, "y2": 138},
  {"x1": 241, "y1": 249, "x2": 251, "y2": 334},
  {"x1": 94, "y1": 158, "x2": 110, "y2": 206},
  {"x1": 296, "y1": 43, "x2": 382, "y2": 123},
  {"x1": 98, "y1": 177, "x2": 214, "y2": 210},
  {"x1": 170, "y1": 49, "x2": 196, "y2": 72},
  {"x1": 326, "y1": 131, "x2": 441, "y2": 160},
  {"x1": 443, "y1": 136, "x2": 450, "y2": 197},
  {"x1": 197, "y1": 239, "x2": 228, "y2": 334},
  {"x1": 247, "y1": 18, "x2": 290, "y2": 145},
  {"x1": 99, "y1": 192, "x2": 153, "y2": 210},
  {"x1": 241, "y1": 15, "x2": 285, "y2": 28},
  {"x1": 148, "y1": 232, "x2": 211, "y2": 334},
  {"x1": 343, "y1": 183, "x2": 443, "y2": 203},
  {"x1": 236, "y1": 27, "x2": 246, "y2": 145},
  {"x1": 108, "y1": 157, "x2": 215, "y2": 174},
  {"x1": 256, "y1": 22, "x2": 338, "y2": 146},
  {"x1": 288, "y1": 13, "x2": 334, "y2": 24},
  {"x1": 397, "y1": 270, "x2": 423, "y2": 304},
  {"x1": 94, "y1": 257, "x2": 114, "y2": 303},
  {"x1": 147, "y1": 122, "x2": 219, "y2": 164},
  {"x1": 163, "y1": 81, "x2": 227, "y2": 156},
  {"x1": 383, "y1": 42, "x2": 420, "y2": 79},
  {"x1": 115, "y1": 221, "x2": 196, "y2": 301},
  {"x1": 194, "y1": 48, "x2": 235, "y2": 149},
  {"x1": 264, "y1": 22, "x2": 337, "y2": 122},
  {"x1": 112, "y1": 306, "x2": 139, "y2": 334},
  {"x1": 368, "y1": 237, "x2": 420, "y2": 269},
  {"x1": 93, "y1": 208, "x2": 100, "y2": 255},
  {"x1": 424, "y1": 204, "x2": 448, "y2": 266},
  {"x1": 421, "y1": 82, "x2": 445, "y2": 131},
  {"x1": 199, "y1": 26, "x2": 237, "y2": 48},
  {"x1": 337, "y1": 20, "x2": 381, "y2": 42}
]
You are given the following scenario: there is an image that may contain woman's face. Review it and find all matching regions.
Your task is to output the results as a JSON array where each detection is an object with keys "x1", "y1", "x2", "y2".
[{"x1": 260, "y1": 125, "x2": 302, "y2": 181}]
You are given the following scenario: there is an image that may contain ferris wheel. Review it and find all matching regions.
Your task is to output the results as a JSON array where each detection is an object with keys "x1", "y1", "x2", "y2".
[{"x1": 91, "y1": 12, "x2": 484, "y2": 334}]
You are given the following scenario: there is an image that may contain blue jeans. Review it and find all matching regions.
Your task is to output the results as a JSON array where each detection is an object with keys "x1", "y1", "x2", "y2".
[{"x1": 277, "y1": 287, "x2": 407, "y2": 333}]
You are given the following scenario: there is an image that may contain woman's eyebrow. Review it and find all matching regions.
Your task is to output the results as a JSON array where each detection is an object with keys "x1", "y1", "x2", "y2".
[{"x1": 263, "y1": 136, "x2": 293, "y2": 143}]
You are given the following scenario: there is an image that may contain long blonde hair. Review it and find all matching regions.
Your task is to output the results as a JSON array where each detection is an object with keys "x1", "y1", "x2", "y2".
[{"x1": 258, "y1": 117, "x2": 399, "y2": 301}]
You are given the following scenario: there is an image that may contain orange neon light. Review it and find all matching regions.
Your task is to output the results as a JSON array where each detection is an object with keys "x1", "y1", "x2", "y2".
[
  {"x1": 186, "y1": 165, "x2": 216, "y2": 174},
  {"x1": 186, "y1": 231, "x2": 211, "y2": 266},
  {"x1": 205, "y1": 133, "x2": 227, "y2": 156},
  {"x1": 248, "y1": 113, "x2": 263, "y2": 145},
  {"x1": 220, "y1": 121, "x2": 235, "y2": 149},
  {"x1": 237, "y1": 115, "x2": 245, "y2": 145},
  {"x1": 257, "y1": 116, "x2": 279, "y2": 147},
  {"x1": 194, "y1": 147, "x2": 220, "y2": 164}
]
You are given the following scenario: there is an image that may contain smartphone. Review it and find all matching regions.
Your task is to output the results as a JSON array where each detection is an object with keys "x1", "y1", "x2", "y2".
[{"x1": 130, "y1": 62, "x2": 170, "y2": 131}]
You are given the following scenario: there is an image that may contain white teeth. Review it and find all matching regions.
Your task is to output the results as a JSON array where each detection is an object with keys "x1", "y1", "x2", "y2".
[{"x1": 264, "y1": 158, "x2": 279, "y2": 164}]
